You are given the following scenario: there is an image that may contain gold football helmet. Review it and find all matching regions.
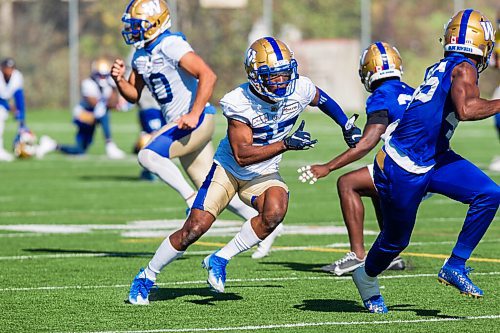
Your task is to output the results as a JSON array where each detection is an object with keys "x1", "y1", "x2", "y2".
[
  {"x1": 122, "y1": 0, "x2": 171, "y2": 48},
  {"x1": 442, "y1": 9, "x2": 495, "y2": 72},
  {"x1": 244, "y1": 37, "x2": 298, "y2": 101},
  {"x1": 91, "y1": 58, "x2": 111, "y2": 76},
  {"x1": 359, "y1": 42, "x2": 403, "y2": 92},
  {"x1": 13, "y1": 129, "x2": 37, "y2": 159}
]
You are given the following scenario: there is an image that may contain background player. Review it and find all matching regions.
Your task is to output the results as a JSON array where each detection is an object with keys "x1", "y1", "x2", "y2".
[
  {"x1": 299, "y1": 42, "x2": 413, "y2": 275},
  {"x1": 126, "y1": 36, "x2": 361, "y2": 305},
  {"x1": 352, "y1": 9, "x2": 500, "y2": 313},
  {"x1": 0, "y1": 58, "x2": 28, "y2": 161},
  {"x1": 37, "y1": 58, "x2": 126, "y2": 159}
]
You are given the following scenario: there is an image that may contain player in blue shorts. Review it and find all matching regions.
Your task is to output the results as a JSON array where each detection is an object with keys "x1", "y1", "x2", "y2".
[
  {"x1": 352, "y1": 9, "x2": 500, "y2": 313},
  {"x1": 298, "y1": 42, "x2": 414, "y2": 275}
]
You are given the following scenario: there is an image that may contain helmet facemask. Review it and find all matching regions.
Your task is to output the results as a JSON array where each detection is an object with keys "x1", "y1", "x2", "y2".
[{"x1": 250, "y1": 59, "x2": 298, "y2": 102}]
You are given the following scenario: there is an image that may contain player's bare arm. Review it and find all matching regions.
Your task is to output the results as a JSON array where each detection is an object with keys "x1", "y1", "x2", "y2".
[
  {"x1": 310, "y1": 122, "x2": 386, "y2": 179},
  {"x1": 111, "y1": 58, "x2": 144, "y2": 103},
  {"x1": 228, "y1": 118, "x2": 287, "y2": 167},
  {"x1": 177, "y1": 52, "x2": 217, "y2": 129},
  {"x1": 451, "y1": 62, "x2": 500, "y2": 121}
]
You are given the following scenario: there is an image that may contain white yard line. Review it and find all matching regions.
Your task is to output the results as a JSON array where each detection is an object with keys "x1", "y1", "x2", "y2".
[
  {"x1": 2, "y1": 271, "x2": 499, "y2": 292},
  {"x1": 62, "y1": 315, "x2": 500, "y2": 333}
]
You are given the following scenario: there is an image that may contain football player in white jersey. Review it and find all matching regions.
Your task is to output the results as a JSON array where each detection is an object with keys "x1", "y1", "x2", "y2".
[
  {"x1": 112, "y1": 0, "x2": 256, "y2": 254},
  {"x1": 36, "y1": 58, "x2": 126, "y2": 159},
  {"x1": 126, "y1": 36, "x2": 361, "y2": 305},
  {"x1": 0, "y1": 58, "x2": 27, "y2": 161}
]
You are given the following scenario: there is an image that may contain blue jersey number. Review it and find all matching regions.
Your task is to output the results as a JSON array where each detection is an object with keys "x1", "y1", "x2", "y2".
[{"x1": 149, "y1": 73, "x2": 173, "y2": 104}]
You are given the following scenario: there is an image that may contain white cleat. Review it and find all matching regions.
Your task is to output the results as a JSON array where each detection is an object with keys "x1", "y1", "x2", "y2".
[
  {"x1": 36, "y1": 135, "x2": 58, "y2": 159},
  {"x1": 106, "y1": 141, "x2": 126, "y2": 159},
  {"x1": 252, "y1": 223, "x2": 284, "y2": 259},
  {"x1": 0, "y1": 148, "x2": 14, "y2": 162}
]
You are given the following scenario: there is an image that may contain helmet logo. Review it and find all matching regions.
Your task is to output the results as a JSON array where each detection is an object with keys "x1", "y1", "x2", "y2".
[
  {"x1": 142, "y1": 0, "x2": 162, "y2": 16},
  {"x1": 245, "y1": 48, "x2": 257, "y2": 70},
  {"x1": 480, "y1": 21, "x2": 494, "y2": 41}
]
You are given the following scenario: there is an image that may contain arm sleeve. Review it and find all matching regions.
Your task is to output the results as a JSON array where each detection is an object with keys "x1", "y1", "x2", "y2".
[
  {"x1": 366, "y1": 110, "x2": 389, "y2": 126},
  {"x1": 317, "y1": 88, "x2": 348, "y2": 127},
  {"x1": 13, "y1": 89, "x2": 25, "y2": 123}
]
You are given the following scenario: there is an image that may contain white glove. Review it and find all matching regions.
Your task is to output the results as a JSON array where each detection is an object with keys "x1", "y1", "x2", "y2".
[{"x1": 297, "y1": 165, "x2": 318, "y2": 185}]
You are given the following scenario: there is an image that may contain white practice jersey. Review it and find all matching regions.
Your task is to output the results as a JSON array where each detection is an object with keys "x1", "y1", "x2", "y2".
[
  {"x1": 215, "y1": 76, "x2": 317, "y2": 180},
  {"x1": 131, "y1": 32, "x2": 198, "y2": 123},
  {"x1": 0, "y1": 69, "x2": 23, "y2": 100},
  {"x1": 74, "y1": 77, "x2": 115, "y2": 118}
]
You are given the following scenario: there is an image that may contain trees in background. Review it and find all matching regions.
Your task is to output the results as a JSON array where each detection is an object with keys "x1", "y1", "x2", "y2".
[{"x1": 3, "y1": 0, "x2": 498, "y2": 109}]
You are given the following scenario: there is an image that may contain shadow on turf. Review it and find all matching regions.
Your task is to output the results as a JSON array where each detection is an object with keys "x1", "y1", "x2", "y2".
[
  {"x1": 294, "y1": 299, "x2": 463, "y2": 318},
  {"x1": 80, "y1": 175, "x2": 144, "y2": 182},
  {"x1": 24, "y1": 248, "x2": 189, "y2": 260},
  {"x1": 149, "y1": 287, "x2": 243, "y2": 305},
  {"x1": 258, "y1": 261, "x2": 326, "y2": 273}
]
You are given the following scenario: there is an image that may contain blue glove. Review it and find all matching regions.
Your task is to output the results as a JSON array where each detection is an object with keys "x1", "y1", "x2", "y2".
[
  {"x1": 284, "y1": 120, "x2": 318, "y2": 150},
  {"x1": 343, "y1": 114, "x2": 362, "y2": 148}
]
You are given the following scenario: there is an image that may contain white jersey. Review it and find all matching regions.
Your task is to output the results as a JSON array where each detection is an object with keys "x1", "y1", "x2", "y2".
[
  {"x1": 131, "y1": 31, "x2": 198, "y2": 123},
  {"x1": 0, "y1": 69, "x2": 23, "y2": 100},
  {"x1": 215, "y1": 76, "x2": 317, "y2": 180},
  {"x1": 74, "y1": 76, "x2": 115, "y2": 119}
]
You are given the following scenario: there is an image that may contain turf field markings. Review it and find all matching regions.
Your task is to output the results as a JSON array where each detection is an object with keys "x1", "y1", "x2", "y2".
[
  {"x1": 60, "y1": 314, "x2": 500, "y2": 333},
  {"x1": 2, "y1": 271, "x2": 499, "y2": 292},
  {"x1": 192, "y1": 241, "x2": 500, "y2": 263}
]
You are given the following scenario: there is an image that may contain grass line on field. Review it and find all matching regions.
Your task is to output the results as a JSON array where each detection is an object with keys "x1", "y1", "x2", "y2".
[
  {"x1": 60, "y1": 315, "x2": 500, "y2": 333},
  {"x1": 2, "y1": 271, "x2": 500, "y2": 292}
]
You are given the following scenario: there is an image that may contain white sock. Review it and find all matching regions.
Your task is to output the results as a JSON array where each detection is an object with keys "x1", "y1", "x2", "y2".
[
  {"x1": 352, "y1": 266, "x2": 380, "y2": 301},
  {"x1": 226, "y1": 196, "x2": 258, "y2": 220},
  {"x1": 146, "y1": 237, "x2": 185, "y2": 280},
  {"x1": 138, "y1": 149, "x2": 195, "y2": 200},
  {"x1": 217, "y1": 220, "x2": 262, "y2": 260}
]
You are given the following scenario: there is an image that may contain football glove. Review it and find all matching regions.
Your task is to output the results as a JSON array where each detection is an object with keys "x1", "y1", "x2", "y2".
[
  {"x1": 343, "y1": 114, "x2": 362, "y2": 148},
  {"x1": 297, "y1": 165, "x2": 317, "y2": 184},
  {"x1": 284, "y1": 120, "x2": 317, "y2": 150}
]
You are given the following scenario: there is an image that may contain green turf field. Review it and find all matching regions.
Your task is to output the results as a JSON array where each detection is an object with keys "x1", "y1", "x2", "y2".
[{"x1": 0, "y1": 109, "x2": 499, "y2": 333}]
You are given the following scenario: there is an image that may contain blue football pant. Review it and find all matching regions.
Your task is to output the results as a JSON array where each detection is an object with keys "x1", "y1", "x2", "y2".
[
  {"x1": 59, "y1": 120, "x2": 95, "y2": 154},
  {"x1": 366, "y1": 149, "x2": 500, "y2": 277}
]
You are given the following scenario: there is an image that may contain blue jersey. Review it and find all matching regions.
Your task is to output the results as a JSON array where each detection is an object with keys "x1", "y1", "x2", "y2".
[
  {"x1": 366, "y1": 80, "x2": 414, "y2": 124},
  {"x1": 388, "y1": 53, "x2": 476, "y2": 170}
]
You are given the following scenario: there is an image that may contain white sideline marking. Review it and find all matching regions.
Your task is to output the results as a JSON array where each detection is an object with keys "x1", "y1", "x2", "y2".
[
  {"x1": 64, "y1": 315, "x2": 500, "y2": 333},
  {"x1": 0, "y1": 250, "x2": 214, "y2": 261},
  {"x1": 2, "y1": 271, "x2": 499, "y2": 292}
]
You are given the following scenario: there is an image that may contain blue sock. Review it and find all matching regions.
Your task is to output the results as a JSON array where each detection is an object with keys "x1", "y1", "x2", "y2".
[{"x1": 447, "y1": 253, "x2": 466, "y2": 269}]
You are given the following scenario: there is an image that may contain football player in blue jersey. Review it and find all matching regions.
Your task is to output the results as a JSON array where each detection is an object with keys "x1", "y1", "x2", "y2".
[
  {"x1": 489, "y1": 16, "x2": 500, "y2": 172},
  {"x1": 298, "y1": 42, "x2": 414, "y2": 276},
  {"x1": 0, "y1": 58, "x2": 28, "y2": 161},
  {"x1": 36, "y1": 58, "x2": 126, "y2": 159},
  {"x1": 126, "y1": 35, "x2": 361, "y2": 304},
  {"x1": 352, "y1": 9, "x2": 500, "y2": 313}
]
